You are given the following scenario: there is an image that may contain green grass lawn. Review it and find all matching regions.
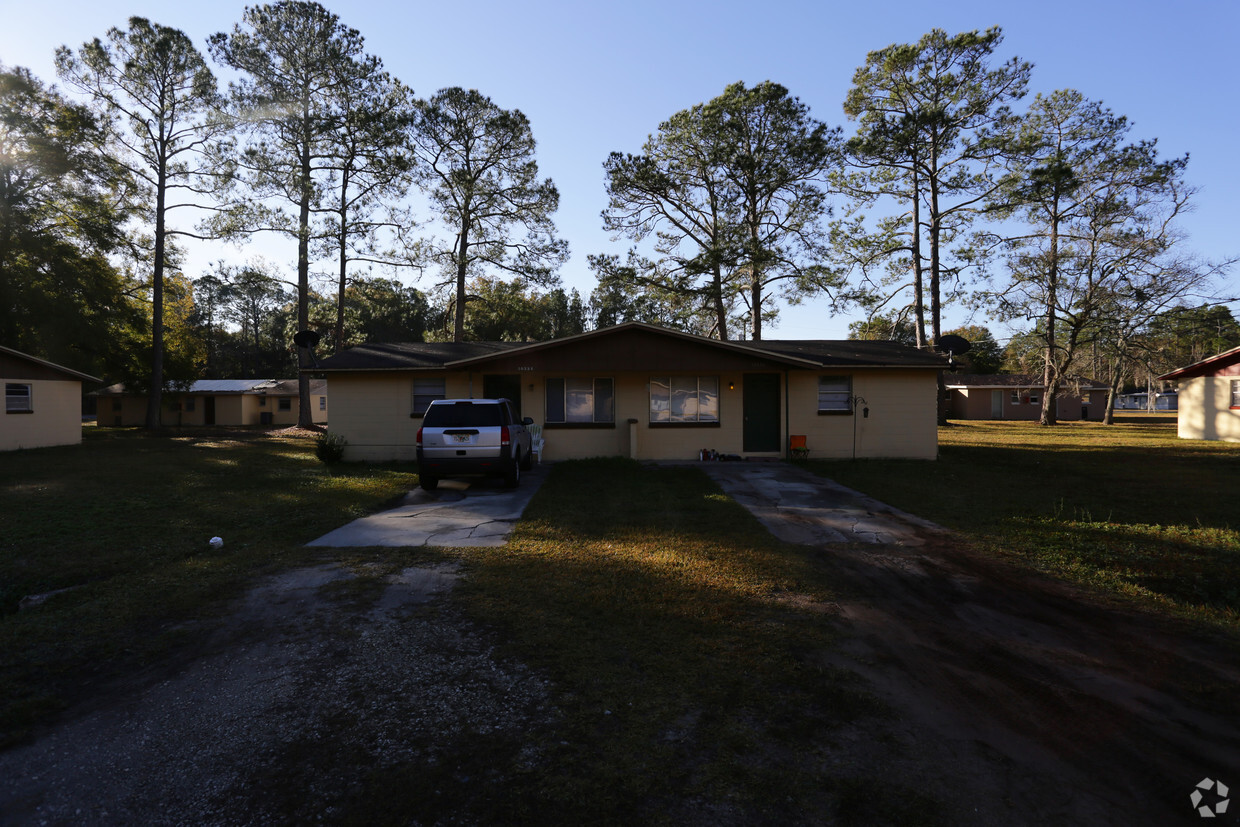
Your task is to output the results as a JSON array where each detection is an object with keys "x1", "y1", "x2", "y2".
[
  {"x1": 1, "y1": 431, "x2": 921, "y2": 824},
  {"x1": 4, "y1": 419, "x2": 1236, "y2": 823},
  {"x1": 803, "y1": 414, "x2": 1240, "y2": 629}
]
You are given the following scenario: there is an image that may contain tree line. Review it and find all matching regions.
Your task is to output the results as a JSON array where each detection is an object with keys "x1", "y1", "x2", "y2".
[{"x1": 1, "y1": 8, "x2": 1233, "y2": 427}]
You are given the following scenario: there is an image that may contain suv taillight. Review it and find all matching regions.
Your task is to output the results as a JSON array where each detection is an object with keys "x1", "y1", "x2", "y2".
[
  {"x1": 500, "y1": 425, "x2": 510, "y2": 447},
  {"x1": 416, "y1": 427, "x2": 423, "y2": 447}
]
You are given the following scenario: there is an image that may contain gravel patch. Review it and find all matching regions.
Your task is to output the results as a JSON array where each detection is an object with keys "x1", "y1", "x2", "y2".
[{"x1": 0, "y1": 562, "x2": 558, "y2": 825}]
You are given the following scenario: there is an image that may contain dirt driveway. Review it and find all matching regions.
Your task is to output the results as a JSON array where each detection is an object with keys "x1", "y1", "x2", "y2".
[
  {"x1": 1, "y1": 498, "x2": 1237, "y2": 822},
  {"x1": 816, "y1": 536, "x2": 1240, "y2": 823}
]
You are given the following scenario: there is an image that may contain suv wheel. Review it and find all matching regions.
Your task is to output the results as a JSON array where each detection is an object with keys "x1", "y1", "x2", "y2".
[
  {"x1": 504, "y1": 455, "x2": 521, "y2": 488},
  {"x1": 420, "y1": 475, "x2": 439, "y2": 491}
]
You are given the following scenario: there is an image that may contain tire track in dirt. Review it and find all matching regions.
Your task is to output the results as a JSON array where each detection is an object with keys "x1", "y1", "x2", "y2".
[{"x1": 815, "y1": 536, "x2": 1240, "y2": 824}]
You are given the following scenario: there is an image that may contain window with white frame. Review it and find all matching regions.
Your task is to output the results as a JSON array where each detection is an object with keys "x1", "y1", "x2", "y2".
[
  {"x1": 650, "y1": 377, "x2": 718, "y2": 424},
  {"x1": 817, "y1": 376, "x2": 851, "y2": 413},
  {"x1": 1028, "y1": 392, "x2": 1040, "y2": 404},
  {"x1": 5, "y1": 383, "x2": 32, "y2": 413},
  {"x1": 1231, "y1": 379, "x2": 1240, "y2": 409},
  {"x1": 546, "y1": 377, "x2": 614, "y2": 424},
  {"x1": 412, "y1": 378, "x2": 445, "y2": 415},
  {"x1": 319, "y1": 396, "x2": 327, "y2": 411},
  {"x1": 1010, "y1": 390, "x2": 1021, "y2": 405},
  {"x1": 278, "y1": 397, "x2": 291, "y2": 411}
]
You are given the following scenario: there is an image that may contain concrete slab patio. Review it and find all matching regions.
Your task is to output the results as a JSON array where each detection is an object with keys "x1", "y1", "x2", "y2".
[
  {"x1": 696, "y1": 462, "x2": 945, "y2": 546},
  {"x1": 307, "y1": 465, "x2": 549, "y2": 548}
]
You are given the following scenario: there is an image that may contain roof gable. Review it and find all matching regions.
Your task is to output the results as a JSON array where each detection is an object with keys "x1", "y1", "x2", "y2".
[
  {"x1": 1158, "y1": 345, "x2": 1240, "y2": 381},
  {"x1": 313, "y1": 323, "x2": 947, "y2": 373},
  {"x1": 0, "y1": 345, "x2": 100, "y2": 383}
]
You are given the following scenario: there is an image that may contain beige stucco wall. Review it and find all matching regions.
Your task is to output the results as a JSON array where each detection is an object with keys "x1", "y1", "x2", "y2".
[
  {"x1": 1, "y1": 379, "x2": 83, "y2": 451},
  {"x1": 329, "y1": 373, "x2": 475, "y2": 461},
  {"x1": 327, "y1": 368, "x2": 940, "y2": 462},
  {"x1": 1176, "y1": 376, "x2": 1240, "y2": 442},
  {"x1": 788, "y1": 370, "x2": 938, "y2": 459}
]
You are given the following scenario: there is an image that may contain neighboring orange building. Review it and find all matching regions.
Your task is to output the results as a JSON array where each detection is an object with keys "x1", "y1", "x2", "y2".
[
  {"x1": 2, "y1": 345, "x2": 99, "y2": 451},
  {"x1": 944, "y1": 374, "x2": 1108, "y2": 421},
  {"x1": 93, "y1": 379, "x2": 328, "y2": 427}
]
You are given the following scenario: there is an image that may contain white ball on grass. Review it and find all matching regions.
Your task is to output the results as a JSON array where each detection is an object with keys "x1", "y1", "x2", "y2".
[{"x1": 209, "y1": 536, "x2": 224, "y2": 549}]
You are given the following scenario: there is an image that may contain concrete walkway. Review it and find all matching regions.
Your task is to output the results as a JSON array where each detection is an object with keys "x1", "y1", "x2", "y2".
[
  {"x1": 307, "y1": 465, "x2": 549, "y2": 548},
  {"x1": 697, "y1": 462, "x2": 944, "y2": 547}
]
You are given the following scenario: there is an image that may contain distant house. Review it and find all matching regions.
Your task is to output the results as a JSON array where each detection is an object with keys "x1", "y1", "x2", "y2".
[
  {"x1": 93, "y1": 379, "x2": 328, "y2": 427},
  {"x1": 2, "y1": 345, "x2": 100, "y2": 451},
  {"x1": 311, "y1": 322, "x2": 948, "y2": 462},
  {"x1": 1115, "y1": 389, "x2": 1178, "y2": 411},
  {"x1": 944, "y1": 374, "x2": 1108, "y2": 421},
  {"x1": 1158, "y1": 345, "x2": 1240, "y2": 442}
]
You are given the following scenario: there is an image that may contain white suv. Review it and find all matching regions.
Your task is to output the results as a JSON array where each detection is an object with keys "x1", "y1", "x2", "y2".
[{"x1": 415, "y1": 398, "x2": 533, "y2": 490}]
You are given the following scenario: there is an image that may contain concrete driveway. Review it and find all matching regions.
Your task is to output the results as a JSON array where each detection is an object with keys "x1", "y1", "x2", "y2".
[
  {"x1": 697, "y1": 462, "x2": 944, "y2": 546},
  {"x1": 307, "y1": 465, "x2": 549, "y2": 548}
]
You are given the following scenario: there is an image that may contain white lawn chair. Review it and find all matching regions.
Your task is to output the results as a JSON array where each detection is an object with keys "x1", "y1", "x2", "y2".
[{"x1": 527, "y1": 424, "x2": 545, "y2": 463}]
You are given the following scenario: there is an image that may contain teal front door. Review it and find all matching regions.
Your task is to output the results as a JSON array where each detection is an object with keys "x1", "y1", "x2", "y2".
[{"x1": 743, "y1": 374, "x2": 781, "y2": 453}]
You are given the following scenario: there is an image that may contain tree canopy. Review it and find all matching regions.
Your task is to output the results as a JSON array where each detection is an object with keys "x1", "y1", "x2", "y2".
[
  {"x1": 601, "y1": 81, "x2": 843, "y2": 341},
  {"x1": 410, "y1": 87, "x2": 568, "y2": 342}
]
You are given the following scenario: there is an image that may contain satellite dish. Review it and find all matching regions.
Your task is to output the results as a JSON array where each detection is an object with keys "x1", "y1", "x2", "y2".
[
  {"x1": 293, "y1": 329, "x2": 321, "y2": 349},
  {"x1": 935, "y1": 334, "x2": 971, "y2": 354}
]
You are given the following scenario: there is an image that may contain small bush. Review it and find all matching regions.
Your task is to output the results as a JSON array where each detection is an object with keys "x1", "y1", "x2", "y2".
[{"x1": 315, "y1": 432, "x2": 347, "y2": 464}]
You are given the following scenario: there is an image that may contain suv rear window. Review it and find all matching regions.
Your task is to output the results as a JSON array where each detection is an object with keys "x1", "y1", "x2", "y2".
[{"x1": 423, "y1": 401, "x2": 507, "y2": 428}]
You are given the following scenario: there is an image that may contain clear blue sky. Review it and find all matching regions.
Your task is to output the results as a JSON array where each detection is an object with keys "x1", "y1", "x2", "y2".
[{"x1": 2, "y1": 0, "x2": 1237, "y2": 341}]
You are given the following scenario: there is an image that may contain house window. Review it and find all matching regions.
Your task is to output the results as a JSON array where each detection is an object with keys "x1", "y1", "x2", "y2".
[
  {"x1": 259, "y1": 396, "x2": 267, "y2": 407},
  {"x1": 1011, "y1": 390, "x2": 1020, "y2": 405},
  {"x1": 412, "y1": 379, "x2": 445, "y2": 416},
  {"x1": 547, "y1": 378, "x2": 614, "y2": 424},
  {"x1": 112, "y1": 400, "x2": 122, "y2": 412},
  {"x1": 185, "y1": 397, "x2": 196, "y2": 412},
  {"x1": 1231, "y1": 380, "x2": 1240, "y2": 409},
  {"x1": 650, "y1": 377, "x2": 718, "y2": 424},
  {"x1": 319, "y1": 396, "x2": 327, "y2": 411},
  {"x1": 818, "y1": 376, "x2": 851, "y2": 413},
  {"x1": 278, "y1": 398, "x2": 291, "y2": 411},
  {"x1": 5, "y1": 383, "x2": 32, "y2": 413},
  {"x1": 1028, "y1": 392, "x2": 1040, "y2": 404}
]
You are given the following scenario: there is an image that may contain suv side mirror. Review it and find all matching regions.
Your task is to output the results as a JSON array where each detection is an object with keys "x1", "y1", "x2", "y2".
[{"x1": 522, "y1": 417, "x2": 534, "y2": 426}]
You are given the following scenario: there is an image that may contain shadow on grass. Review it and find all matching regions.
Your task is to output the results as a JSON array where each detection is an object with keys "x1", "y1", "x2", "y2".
[{"x1": 433, "y1": 458, "x2": 936, "y2": 825}]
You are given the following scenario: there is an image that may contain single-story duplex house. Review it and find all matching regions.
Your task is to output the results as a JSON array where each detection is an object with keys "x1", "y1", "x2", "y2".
[
  {"x1": 944, "y1": 374, "x2": 1108, "y2": 421},
  {"x1": 2, "y1": 345, "x2": 100, "y2": 451},
  {"x1": 94, "y1": 379, "x2": 328, "y2": 427},
  {"x1": 1158, "y1": 345, "x2": 1240, "y2": 442},
  {"x1": 311, "y1": 323, "x2": 947, "y2": 462}
]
